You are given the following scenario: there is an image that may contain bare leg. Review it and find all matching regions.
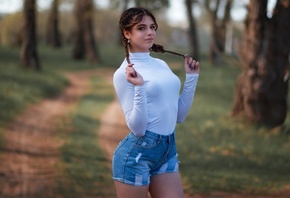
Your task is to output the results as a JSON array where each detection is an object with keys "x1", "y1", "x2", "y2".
[
  {"x1": 149, "y1": 172, "x2": 184, "y2": 198},
  {"x1": 115, "y1": 181, "x2": 149, "y2": 198}
]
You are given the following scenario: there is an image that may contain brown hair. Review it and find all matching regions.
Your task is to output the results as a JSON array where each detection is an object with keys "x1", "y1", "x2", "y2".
[{"x1": 119, "y1": 7, "x2": 184, "y2": 64}]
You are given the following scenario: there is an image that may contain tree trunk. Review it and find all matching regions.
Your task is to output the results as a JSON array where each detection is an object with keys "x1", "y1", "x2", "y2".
[
  {"x1": 72, "y1": 0, "x2": 101, "y2": 63},
  {"x1": 20, "y1": 0, "x2": 41, "y2": 70},
  {"x1": 231, "y1": 0, "x2": 290, "y2": 127},
  {"x1": 72, "y1": 0, "x2": 85, "y2": 60},
  {"x1": 207, "y1": 0, "x2": 232, "y2": 65},
  {"x1": 185, "y1": 0, "x2": 199, "y2": 59},
  {"x1": 46, "y1": 0, "x2": 62, "y2": 48}
]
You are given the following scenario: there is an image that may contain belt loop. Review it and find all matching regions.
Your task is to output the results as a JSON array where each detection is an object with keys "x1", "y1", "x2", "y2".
[
  {"x1": 171, "y1": 132, "x2": 174, "y2": 143},
  {"x1": 158, "y1": 134, "x2": 162, "y2": 143}
]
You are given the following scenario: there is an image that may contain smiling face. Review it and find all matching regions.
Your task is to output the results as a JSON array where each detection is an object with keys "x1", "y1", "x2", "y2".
[{"x1": 123, "y1": 15, "x2": 157, "y2": 53}]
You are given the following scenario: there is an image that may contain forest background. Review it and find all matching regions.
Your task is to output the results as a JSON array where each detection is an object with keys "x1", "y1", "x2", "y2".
[{"x1": 0, "y1": 0, "x2": 290, "y2": 197}]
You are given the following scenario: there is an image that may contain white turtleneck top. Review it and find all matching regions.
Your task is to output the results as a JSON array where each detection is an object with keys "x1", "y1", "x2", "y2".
[{"x1": 113, "y1": 52, "x2": 199, "y2": 136}]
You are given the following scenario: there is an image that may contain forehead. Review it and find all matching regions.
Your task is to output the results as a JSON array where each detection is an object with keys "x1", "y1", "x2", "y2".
[{"x1": 136, "y1": 15, "x2": 155, "y2": 25}]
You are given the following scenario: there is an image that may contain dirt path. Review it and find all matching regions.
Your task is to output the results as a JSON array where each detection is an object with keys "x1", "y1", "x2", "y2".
[
  {"x1": 0, "y1": 71, "x2": 94, "y2": 197},
  {"x1": 98, "y1": 100, "x2": 128, "y2": 163}
]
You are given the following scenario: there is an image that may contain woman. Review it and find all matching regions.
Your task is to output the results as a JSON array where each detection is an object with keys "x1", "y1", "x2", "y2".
[{"x1": 113, "y1": 7, "x2": 200, "y2": 198}]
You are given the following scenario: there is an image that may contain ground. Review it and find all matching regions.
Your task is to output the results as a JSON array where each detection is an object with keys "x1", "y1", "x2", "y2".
[
  {"x1": 0, "y1": 71, "x2": 289, "y2": 198},
  {"x1": 0, "y1": 71, "x2": 92, "y2": 197}
]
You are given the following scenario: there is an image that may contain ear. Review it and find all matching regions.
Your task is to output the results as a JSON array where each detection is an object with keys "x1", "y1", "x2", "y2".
[{"x1": 123, "y1": 30, "x2": 131, "y2": 40}]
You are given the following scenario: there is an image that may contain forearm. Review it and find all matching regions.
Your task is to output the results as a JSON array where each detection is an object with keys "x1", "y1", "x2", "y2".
[
  {"x1": 124, "y1": 86, "x2": 148, "y2": 136},
  {"x1": 177, "y1": 74, "x2": 199, "y2": 123}
]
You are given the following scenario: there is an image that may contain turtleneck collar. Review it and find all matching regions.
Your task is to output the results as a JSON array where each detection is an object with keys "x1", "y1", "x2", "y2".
[{"x1": 129, "y1": 52, "x2": 151, "y2": 62}]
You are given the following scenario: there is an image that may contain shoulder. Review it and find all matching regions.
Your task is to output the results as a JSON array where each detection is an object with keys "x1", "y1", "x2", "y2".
[
  {"x1": 113, "y1": 60, "x2": 136, "y2": 90},
  {"x1": 113, "y1": 61, "x2": 127, "y2": 83}
]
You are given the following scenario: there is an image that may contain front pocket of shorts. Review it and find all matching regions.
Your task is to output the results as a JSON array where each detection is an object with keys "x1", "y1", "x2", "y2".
[{"x1": 134, "y1": 137, "x2": 158, "y2": 149}]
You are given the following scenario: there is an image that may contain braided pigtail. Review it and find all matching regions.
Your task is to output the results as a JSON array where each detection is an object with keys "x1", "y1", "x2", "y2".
[
  {"x1": 150, "y1": 43, "x2": 185, "y2": 58},
  {"x1": 122, "y1": 37, "x2": 131, "y2": 64}
]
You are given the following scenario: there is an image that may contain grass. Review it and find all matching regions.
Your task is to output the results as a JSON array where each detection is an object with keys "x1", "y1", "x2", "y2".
[
  {"x1": 0, "y1": 44, "x2": 289, "y2": 196},
  {"x1": 175, "y1": 57, "x2": 290, "y2": 195},
  {"x1": 0, "y1": 46, "x2": 70, "y2": 148},
  {"x1": 57, "y1": 76, "x2": 116, "y2": 197}
]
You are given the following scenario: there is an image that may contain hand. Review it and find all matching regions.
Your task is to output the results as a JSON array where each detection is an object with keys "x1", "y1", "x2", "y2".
[
  {"x1": 183, "y1": 54, "x2": 200, "y2": 74},
  {"x1": 126, "y1": 64, "x2": 144, "y2": 86}
]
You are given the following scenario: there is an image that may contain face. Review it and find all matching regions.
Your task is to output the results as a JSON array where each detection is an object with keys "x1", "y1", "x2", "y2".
[{"x1": 124, "y1": 15, "x2": 157, "y2": 53}]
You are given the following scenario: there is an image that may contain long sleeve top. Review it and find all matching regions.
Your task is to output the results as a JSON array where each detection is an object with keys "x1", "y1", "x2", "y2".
[{"x1": 113, "y1": 52, "x2": 199, "y2": 136}]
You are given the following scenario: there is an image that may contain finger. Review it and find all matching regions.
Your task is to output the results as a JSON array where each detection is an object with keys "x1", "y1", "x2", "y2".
[
  {"x1": 192, "y1": 61, "x2": 199, "y2": 70},
  {"x1": 127, "y1": 64, "x2": 137, "y2": 77},
  {"x1": 192, "y1": 60, "x2": 196, "y2": 69},
  {"x1": 188, "y1": 57, "x2": 193, "y2": 64},
  {"x1": 183, "y1": 54, "x2": 189, "y2": 62},
  {"x1": 187, "y1": 57, "x2": 194, "y2": 70},
  {"x1": 127, "y1": 68, "x2": 137, "y2": 77}
]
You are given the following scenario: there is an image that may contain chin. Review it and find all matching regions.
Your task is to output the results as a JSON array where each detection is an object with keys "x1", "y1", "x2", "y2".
[{"x1": 146, "y1": 43, "x2": 154, "y2": 49}]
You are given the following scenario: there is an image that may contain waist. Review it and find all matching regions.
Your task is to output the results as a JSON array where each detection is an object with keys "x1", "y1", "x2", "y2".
[{"x1": 129, "y1": 130, "x2": 175, "y2": 142}]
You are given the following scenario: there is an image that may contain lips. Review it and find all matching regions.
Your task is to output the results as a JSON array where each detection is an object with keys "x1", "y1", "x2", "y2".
[{"x1": 145, "y1": 38, "x2": 154, "y2": 42}]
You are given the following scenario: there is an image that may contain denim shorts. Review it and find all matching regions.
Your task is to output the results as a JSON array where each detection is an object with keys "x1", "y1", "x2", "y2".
[{"x1": 112, "y1": 130, "x2": 179, "y2": 186}]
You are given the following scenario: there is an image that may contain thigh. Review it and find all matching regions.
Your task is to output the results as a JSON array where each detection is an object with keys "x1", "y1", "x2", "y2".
[
  {"x1": 149, "y1": 172, "x2": 184, "y2": 198},
  {"x1": 115, "y1": 181, "x2": 149, "y2": 198}
]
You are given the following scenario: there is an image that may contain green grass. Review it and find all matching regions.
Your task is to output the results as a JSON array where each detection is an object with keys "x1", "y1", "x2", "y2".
[
  {"x1": 0, "y1": 46, "x2": 68, "y2": 129},
  {"x1": 0, "y1": 44, "x2": 289, "y2": 196},
  {"x1": 57, "y1": 76, "x2": 115, "y2": 197},
  {"x1": 175, "y1": 57, "x2": 290, "y2": 195}
]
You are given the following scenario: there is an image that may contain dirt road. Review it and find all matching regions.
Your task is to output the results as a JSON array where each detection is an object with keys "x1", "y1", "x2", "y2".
[{"x1": 0, "y1": 71, "x2": 93, "y2": 197}]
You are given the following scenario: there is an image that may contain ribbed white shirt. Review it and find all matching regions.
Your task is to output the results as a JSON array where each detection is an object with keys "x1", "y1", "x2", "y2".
[{"x1": 113, "y1": 52, "x2": 199, "y2": 136}]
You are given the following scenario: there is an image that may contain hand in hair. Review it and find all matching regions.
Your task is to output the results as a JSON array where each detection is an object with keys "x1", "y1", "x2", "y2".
[
  {"x1": 150, "y1": 44, "x2": 200, "y2": 75},
  {"x1": 184, "y1": 54, "x2": 200, "y2": 74},
  {"x1": 126, "y1": 64, "x2": 144, "y2": 86}
]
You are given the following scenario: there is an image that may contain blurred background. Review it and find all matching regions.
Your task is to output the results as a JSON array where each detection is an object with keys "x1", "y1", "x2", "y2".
[{"x1": 0, "y1": 0, "x2": 289, "y2": 197}]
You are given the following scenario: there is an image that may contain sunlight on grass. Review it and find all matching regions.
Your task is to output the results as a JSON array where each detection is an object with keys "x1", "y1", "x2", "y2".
[
  {"x1": 0, "y1": 46, "x2": 68, "y2": 129},
  {"x1": 57, "y1": 75, "x2": 116, "y2": 198}
]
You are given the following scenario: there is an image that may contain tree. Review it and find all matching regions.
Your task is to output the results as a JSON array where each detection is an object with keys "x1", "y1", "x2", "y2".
[
  {"x1": 204, "y1": 0, "x2": 233, "y2": 65},
  {"x1": 20, "y1": 0, "x2": 41, "y2": 70},
  {"x1": 231, "y1": 0, "x2": 290, "y2": 127},
  {"x1": 135, "y1": 0, "x2": 170, "y2": 10},
  {"x1": 46, "y1": 0, "x2": 62, "y2": 48},
  {"x1": 72, "y1": 0, "x2": 101, "y2": 63},
  {"x1": 185, "y1": 0, "x2": 199, "y2": 59}
]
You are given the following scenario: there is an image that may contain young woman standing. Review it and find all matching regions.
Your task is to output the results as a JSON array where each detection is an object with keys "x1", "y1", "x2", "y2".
[{"x1": 113, "y1": 7, "x2": 200, "y2": 198}]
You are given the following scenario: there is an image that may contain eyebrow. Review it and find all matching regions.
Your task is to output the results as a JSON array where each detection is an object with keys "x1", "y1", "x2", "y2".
[{"x1": 136, "y1": 23, "x2": 156, "y2": 27}]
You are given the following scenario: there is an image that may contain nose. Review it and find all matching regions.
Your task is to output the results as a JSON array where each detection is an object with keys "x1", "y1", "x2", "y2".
[{"x1": 147, "y1": 28, "x2": 155, "y2": 35}]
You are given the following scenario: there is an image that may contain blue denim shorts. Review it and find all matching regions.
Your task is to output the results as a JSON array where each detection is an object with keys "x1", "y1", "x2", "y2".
[{"x1": 112, "y1": 130, "x2": 179, "y2": 186}]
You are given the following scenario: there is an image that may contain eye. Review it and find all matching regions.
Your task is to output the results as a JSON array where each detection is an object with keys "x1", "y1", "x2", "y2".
[
  {"x1": 137, "y1": 26, "x2": 146, "y2": 30},
  {"x1": 150, "y1": 24, "x2": 157, "y2": 30}
]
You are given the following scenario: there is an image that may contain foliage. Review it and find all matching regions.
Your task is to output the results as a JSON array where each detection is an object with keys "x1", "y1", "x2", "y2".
[
  {"x1": 0, "y1": 12, "x2": 23, "y2": 46},
  {"x1": 0, "y1": 46, "x2": 68, "y2": 128},
  {"x1": 0, "y1": 6, "x2": 214, "y2": 53}
]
